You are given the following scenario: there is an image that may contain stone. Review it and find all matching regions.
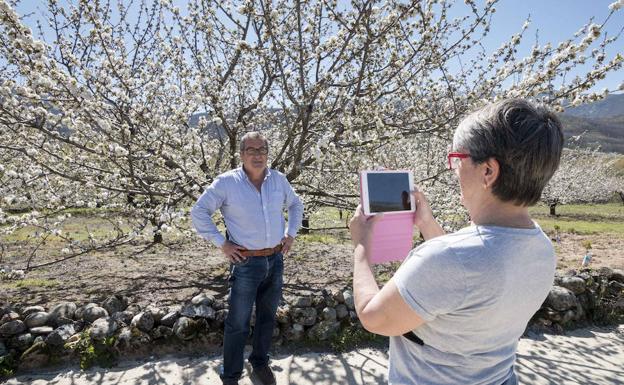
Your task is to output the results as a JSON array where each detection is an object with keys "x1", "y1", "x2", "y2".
[
  {"x1": 191, "y1": 293, "x2": 215, "y2": 306},
  {"x1": 285, "y1": 323, "x2": 305, "y2": 341},
  {"x1": 335, "y1": 304, "x2": 349, "y2": 320},
  {"x1": 9, "y1": 333, "x2": 34, "y2": 350},
  {"x1": 160, "y1": 311, "x2": 180, "y2": 327},
  {"x1": 0, "y1": 303, "x2": 11, "y2": 318},
  {"x1": 131, "y1": 312, "x2": 155, "y2": 333},
  {"x1": 126, "y1": 304, "x2": 142, "y2": 316},
  {"x1": 173, "y1": 317, "x2": 200, "y2": 341},
  {"x1": 560, "y1": 277, "x2": 586, "y2": 295},
  {"x1": 102, "y1": 295, "x2": 128, "y2": 315},
  {"x1": 145, "y1": 304, "x2": 166, "y2": 323},
  {"x1": 150, "y1": 325, "x2": 173, "y2": 340},
  {"x1": 293, "y1": 296, "x2": 313, "y2": 308},
  {"x1": 22, "y1": 306, "x2": 45, "y2": 317},
  {"x1": 608, "y1": 280, "x2": 624, "y2": 295},
  {"x1": 322, "y1": 307, "x2": 337, "y2": 321},
  {"x1": 561, "y1": 309, "x2": 576, "y2": 324},
  {"x1": 215, "y1": 309, "x2": 228, "y2": 325},
  {"x1": 115, "y1": 326, "x2": 133, "y2": 348},
  {"x1": 49, "y1": 302, "x2": 77, "y2": 325},
  {"x1": 312, "y1": 295, "x2": 327, "y2": 309},
  {"x1": 83, "y1": 306, "x2": 109, "y2": 323},
  {"x1": 112, "y1": 311, "x2": 134, "y2": 326},
  {"x1": 0, "y1": 320, "x2": 26, "y2": 337},
  {"x1": 180, "y1": 304, "x2": 215, "y2": 320},
  {"x1": 610, "y1": 269, "x2": 624, "y2": 283},
  {"x1": 292, "y1": 307, "x2": 317, "y2": 326},
  {"x1": 55, "y1": 316, "x2": 74, "y2": 326},
  {"x1": 276, "y1": 306, "x2": 290, "y2": 324},
  {"x1": 0, "y1": 311, "x2": 20, "y2": 325},
  {"x1": 90, "y1": 317, "x2": 118, "y2": 340},
  {"x1": 0, "y1": 340, "x2": 6, "y2": 356},
  {"x1": 45, "y1": 323, "x2": 76, "y2": 346},
  {"x1": 29, "y1": 326, "x2": 54, "y2": 335},
  {"x1": 343, "y1": 290, "x2": 355, "y2": 310},
  {"x1": 333, "y1": 290, "x2": 345, "y2": 304},
  {"x1": 545, "y1": 286, "x2": 577, "y2": 311},
  {"x1": 308, "y1": 320, "x2": 341, "y2": 341},
  {"x1": 577, "y1": 291, "x2": 596, "y2": 312},
  {"x1": 18, "y1": 341, "x2": 49, "y2": 369},
  {"x1": 597, "y1": 267, "x2": 614, "y2": 278},
  {"x1": 75, "y1": 303, "x2": 98, "y2": 320},
  {"x1": 24, "y1": 312, "x2": 49, "y2": 328}
]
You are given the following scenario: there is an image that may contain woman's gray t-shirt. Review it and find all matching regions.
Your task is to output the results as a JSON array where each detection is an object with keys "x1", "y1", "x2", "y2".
[{"x1": 390, "y1": 224, "x2": 556, "y2": 385}]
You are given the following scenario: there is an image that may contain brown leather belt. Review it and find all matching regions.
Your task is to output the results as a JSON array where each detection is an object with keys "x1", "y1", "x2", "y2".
[{"x1": 239, "y1": 244, "x2": 283, "y2": 257}]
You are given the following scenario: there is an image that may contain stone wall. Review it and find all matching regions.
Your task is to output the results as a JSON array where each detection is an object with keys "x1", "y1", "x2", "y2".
[{"x1": 1, "y1": 268, "x2": 623, "y2": 376}]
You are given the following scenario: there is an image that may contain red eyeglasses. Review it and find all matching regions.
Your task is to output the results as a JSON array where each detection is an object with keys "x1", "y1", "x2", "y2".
[{"x1": 447, "y1": 152, "x2": 470, "y2": 170}]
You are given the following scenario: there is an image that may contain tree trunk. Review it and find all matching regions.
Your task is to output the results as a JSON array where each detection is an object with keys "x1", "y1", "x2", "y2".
[
  {"x1": 301, "y1": 217, "x2": 309, "y2": 234},
  {"x1": 151, "y1": 219, "x2": 163, "y2": 243},
  {"x1": 619, "y1": 191, "x2": 624, "y2": 205},
  {"x1": 549, "y1": 202, "x2": 557, "y2": 216}
]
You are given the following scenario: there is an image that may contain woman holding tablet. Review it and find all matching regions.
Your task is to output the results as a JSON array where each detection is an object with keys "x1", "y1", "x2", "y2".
[{"x1": 349, "y1": 98, "x2": 564, "y2": 385}]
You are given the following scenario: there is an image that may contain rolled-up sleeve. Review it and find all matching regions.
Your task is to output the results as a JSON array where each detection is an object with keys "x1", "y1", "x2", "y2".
[
  {"x1": 283, "y1": 178, "x2": 304, "y2": 238},
  {"x1": 191, "y1": 178, "x2": 227, "y2": 247}
]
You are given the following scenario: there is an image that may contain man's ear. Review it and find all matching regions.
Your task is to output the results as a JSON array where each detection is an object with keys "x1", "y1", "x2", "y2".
[{"x1": 483, "y1": 157, "x2": 500, "y2": 188}]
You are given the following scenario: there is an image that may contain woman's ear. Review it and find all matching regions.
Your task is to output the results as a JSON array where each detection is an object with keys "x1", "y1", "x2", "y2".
[{"x1": 483, "y1": 158, "x2": 500, "y2": 188}]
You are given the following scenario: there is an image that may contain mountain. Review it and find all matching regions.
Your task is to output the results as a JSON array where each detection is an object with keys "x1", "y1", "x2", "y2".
[
  {"x1": 563, "y1": 93, "x2": 624, "y2": 119},
  {"x1": 561, "y1": 93, "x2": 624, "y2": 153}
]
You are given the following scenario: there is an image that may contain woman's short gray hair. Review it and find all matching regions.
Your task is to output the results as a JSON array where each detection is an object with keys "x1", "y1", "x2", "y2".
[
  {"x1": 453, "y1": 98, "x2": 564, "y2": 206},
  {"x1": 239, "y1": 131, "x2": 269, "y2": 152}
]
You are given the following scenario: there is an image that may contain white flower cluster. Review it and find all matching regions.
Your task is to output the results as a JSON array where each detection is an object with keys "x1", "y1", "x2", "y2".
[
  {"x1": 0, "y1": 267, "x2": 25, "y2": 281},
  {"x1": 0, "y1": 0, "x2": 622, "y2": 260}
]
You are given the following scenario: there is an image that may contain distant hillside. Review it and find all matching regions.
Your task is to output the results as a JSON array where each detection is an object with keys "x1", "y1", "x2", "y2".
[
  {"x1": 560, "y1": 114, "x2": 624, "y2": 153},
  {"x1": 563, "y1": 93, "x2": 624, "y2": 119},
  {"x1": 561, "y1": 93, "x2": 624, "y2": 153}
]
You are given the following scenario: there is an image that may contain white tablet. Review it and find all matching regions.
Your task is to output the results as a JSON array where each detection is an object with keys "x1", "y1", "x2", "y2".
[{"x1": 360, "y1": 170, "x2": 415, "y2": 215}]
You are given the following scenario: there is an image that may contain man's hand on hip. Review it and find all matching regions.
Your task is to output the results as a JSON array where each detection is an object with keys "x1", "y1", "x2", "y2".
[
  {"x1": 281, "y1": 235, "x2": 294, "y2": 254},
  {"x1": 221, "y1": 240, "x2": 246, "y2": 263}
]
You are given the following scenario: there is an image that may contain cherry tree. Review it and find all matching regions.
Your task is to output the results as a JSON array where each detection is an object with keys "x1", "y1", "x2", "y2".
[
  {"x1": 1, "y1": 0, "x2": 622, "y2": 268},
  {"x1": 541, "y1": 144, "x2": 623, "y2": 215}
]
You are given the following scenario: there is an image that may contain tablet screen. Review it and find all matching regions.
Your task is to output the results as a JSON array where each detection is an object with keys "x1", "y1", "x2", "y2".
[{"x1": 365, "y1": 172, "x2": 412, "y2": 213}]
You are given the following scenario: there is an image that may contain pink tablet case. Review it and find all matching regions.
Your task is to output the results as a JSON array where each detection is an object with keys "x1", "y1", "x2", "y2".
[
  {"x1": 368, "y1": 213, "x2": 414, "y2": 264},
  {"x1": 359, "y1": 172, "x2": 415, "y2": 264}
]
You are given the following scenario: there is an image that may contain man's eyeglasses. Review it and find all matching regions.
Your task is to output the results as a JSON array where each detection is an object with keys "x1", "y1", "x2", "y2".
[
  {"x1": 447, "y1": 152, "x2": 470, "y2": 170},
  {"x1": 243, "y1": 146, "x2": 269, "y2": 156}
]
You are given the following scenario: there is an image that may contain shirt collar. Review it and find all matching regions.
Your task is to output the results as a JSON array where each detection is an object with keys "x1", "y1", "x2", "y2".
[{"x1": 238, "y1": 167, "x2": 271, "y2": 181}]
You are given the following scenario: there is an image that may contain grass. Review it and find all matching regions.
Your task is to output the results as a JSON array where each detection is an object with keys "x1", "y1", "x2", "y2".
[
  {"x1": 530, "y1": 203, "x2": 624, "y2": 236},
  {"x1": 307, "y1": 206, "x2": 349, "y2": 229},
  {"x1": 298, "y1": 233, "x2": 339, "y2": 244},
  {"x1": 0, "y1": 278, "x2": 59, "y2": 288},
  {"x1": 2, "y1": 203, "x2": 623, "y2": 246}
]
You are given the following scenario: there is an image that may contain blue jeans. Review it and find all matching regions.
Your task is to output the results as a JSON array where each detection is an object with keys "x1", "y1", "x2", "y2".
[{"x1": 221, "y1": 253, "x2": 283, "y2": 381}]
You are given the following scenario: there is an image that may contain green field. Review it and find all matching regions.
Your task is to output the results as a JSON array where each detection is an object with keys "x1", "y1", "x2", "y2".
[
  {"x1": 2, "y1": 203, "x2": 623, "y2": 247},
  {"x1": 530, "y1": 203, "x2": 624, "y2": 236}
]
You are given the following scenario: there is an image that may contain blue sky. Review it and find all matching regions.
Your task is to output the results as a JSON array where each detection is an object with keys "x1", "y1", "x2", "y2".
[
  {"x1": 15, "y1": 0, "x2": 624, "y2": 92},
  {"x1": 466, "y1": 0, "x2": 623, "y2": 92}
]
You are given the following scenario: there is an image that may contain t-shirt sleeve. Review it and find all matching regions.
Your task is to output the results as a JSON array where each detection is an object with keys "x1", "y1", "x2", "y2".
[{"x1": 393, "y1": 241, "x2": 467, "y2": 322}]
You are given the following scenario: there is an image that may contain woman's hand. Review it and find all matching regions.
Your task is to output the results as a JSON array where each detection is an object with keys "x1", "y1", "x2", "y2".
[
  {"x1": 412, "y1": 188, "x2": 434, "y2": 228},
  {"x1": 412, "y1": 188, "x2": 445, "y2": 240},
  {"x1": 349, "y1": 205, "x2": 383, "y2": 248}
]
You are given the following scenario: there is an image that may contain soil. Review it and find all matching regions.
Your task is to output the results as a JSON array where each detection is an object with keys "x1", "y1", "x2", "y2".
[{"x1": 1, "y1": 229, "x2": 623, "y2": 310}]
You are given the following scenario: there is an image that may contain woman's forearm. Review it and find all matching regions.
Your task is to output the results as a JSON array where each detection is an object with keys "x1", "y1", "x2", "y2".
[
  {"x1": 352, "y1": 244, "x2": 383, "y2": 329},
  {"x1": 417, "y1": 216, "x2": 445, "y2": 241}
]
